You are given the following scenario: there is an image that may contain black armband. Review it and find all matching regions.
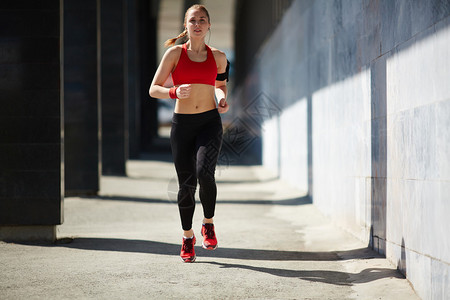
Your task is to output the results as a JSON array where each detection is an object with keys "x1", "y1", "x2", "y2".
[{"x1": 216, "y1": 60, "x2": 230, "y2": 82}]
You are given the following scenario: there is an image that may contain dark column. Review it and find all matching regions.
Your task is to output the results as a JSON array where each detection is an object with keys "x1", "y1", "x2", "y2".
[
  {"x1": 64, "y1": 0, "x2": 101, "y2": 195},
  {"x1": 0, "y1": 0, "x2": 63, "y2": 241},
  {"x1": 101, "y1": 0, "x2": 128, "y2": 175},
  {"x1": 126, "y1": 0, "x2": 141, "y2": 158},
  {"x1": 139, "y1": 0, "x2": 159, "y2": 152},
  {"x1": 234, "y1": 0, "x2": 272, "y2": 84}
]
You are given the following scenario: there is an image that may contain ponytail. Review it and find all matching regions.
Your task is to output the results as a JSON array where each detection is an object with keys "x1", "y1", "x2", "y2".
[{"x1": 164, "y1": 29, "x2": 188, "y2": 47}]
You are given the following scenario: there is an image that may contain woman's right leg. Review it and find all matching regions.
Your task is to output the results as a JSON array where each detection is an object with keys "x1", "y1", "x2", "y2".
[{"x1": 170, "y1": 121, "x2": 197, "y2": 234}]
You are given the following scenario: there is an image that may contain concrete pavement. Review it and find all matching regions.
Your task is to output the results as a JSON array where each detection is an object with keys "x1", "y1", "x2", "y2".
[{"x1": 0, "y1": 153, "x2": 419, "y2": 299}]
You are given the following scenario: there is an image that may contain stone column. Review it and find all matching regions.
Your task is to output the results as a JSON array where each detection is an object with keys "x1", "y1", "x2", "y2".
[
  {"x1": 139, "y1": 0, "x2": 159, "y2": 152},
  {"x1": 0, "y1": 0, "x2": 64, "y2": 242},
  {"x1": 126, "y1": 0, "x2": 141, "y2": 159},
  {"x1": 101, "y1": 0, "x2": 128, "y2": 175},
  {"x1": 64, "y1": 0, "x2": 101, "y2": 195}
]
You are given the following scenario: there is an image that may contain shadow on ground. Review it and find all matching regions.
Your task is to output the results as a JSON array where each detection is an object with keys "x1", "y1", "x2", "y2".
[
  {"x1": 51, "y1": 237, "x2": 340, "y2": 260},
  {"x1": 32, "y1": 237, "x2": 403, "y2": 286},
  {"x1": 78, "y1": 195, "x2": 311, "y2": 206},
  {"x1": 198, "y1": 261, "x2": 402, "y2": 286}
]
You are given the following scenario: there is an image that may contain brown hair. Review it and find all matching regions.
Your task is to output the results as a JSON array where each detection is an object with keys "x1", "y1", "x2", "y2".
[{"x1": 164, "y1": 4, "x2": 210, "y2": 47}]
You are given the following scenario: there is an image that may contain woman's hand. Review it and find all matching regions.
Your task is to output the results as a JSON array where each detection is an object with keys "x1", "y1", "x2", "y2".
[
  {"x1": 217, "y1": 98, "x2": 229, "y2": 113},
  {"x1": 176, "y1": 84, "x2": 191, "y2": 99}
]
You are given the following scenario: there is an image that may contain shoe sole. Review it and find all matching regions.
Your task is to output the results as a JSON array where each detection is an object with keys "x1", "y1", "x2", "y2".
[{"x1": 202, "y1": 242, "x2": 218, "y2": 250}]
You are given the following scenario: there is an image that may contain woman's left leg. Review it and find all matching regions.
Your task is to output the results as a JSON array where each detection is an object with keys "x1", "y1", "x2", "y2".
[
  {"x1": 195, "y1": 116, "x2": 223, "y2": 220},
  {"x1": 195, "y1": 114, "x2": 223, "y2": 250}
]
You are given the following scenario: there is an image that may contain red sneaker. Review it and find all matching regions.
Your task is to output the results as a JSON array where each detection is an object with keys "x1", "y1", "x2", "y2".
[
  {"x1": 201, "y1": 223, "x2": 218, "y2": 250},
  {"x1": 180, "y1": 236, "x2": 196, "y2": 263}
]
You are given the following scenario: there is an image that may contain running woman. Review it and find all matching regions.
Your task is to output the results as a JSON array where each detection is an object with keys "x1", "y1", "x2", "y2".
[{"x1": 149, "y1": 4, "x2": 230, "y2": 262}]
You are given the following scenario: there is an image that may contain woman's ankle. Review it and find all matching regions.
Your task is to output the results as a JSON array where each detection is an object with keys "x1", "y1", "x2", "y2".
[
  {"x1": 183, "y1": 229, "x2": 194, "y2": 238},
  {"x1": 203, "y1": 218, "x2": 213, "y2": 224}
]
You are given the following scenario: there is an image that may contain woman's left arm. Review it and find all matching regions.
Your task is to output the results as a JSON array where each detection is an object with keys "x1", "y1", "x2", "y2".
[
  {"x1": 215, "y1": 51, "x2": 229, "y2": 114},
  {"x1": 216, "y1": 82, "x2": 228, "y2": 114}
]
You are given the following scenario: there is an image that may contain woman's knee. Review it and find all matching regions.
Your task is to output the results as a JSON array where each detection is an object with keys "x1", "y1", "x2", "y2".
[
  {"x1": 177, "y1": 184, "x2": 196, "y2": 207},
  {"x1": 197, "y1": 166, "x2": 216, "y2": 185}
]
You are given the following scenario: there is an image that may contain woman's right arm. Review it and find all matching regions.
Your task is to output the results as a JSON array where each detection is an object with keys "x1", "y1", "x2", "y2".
[{"x1": 149, "y1": 47, "x2": 178, "y2": 99}]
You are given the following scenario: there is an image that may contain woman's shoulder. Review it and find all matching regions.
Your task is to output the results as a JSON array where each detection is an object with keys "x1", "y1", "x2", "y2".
[
  {"x1": 209, "y1": 46, "x2": 227, "y2": 63},
  {"x1": 164, "y1": 45, "x2": 183, "y2": 57},
  {"x1": 209, "y1": 46, "x2": 226, "y2": 56},
  {"x1": 158, "y1": 45, "x2": 183, "y2": 69}
]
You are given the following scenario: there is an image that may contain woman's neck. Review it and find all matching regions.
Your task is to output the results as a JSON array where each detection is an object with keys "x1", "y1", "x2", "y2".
[{"x1": 187, "y1": 39, "x2": 206, "y2": 53}]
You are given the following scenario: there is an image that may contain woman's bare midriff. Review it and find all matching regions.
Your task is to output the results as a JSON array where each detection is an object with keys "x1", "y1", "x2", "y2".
[{"x1": 174, "y1": 84, "x2": 216, "y2": 114}]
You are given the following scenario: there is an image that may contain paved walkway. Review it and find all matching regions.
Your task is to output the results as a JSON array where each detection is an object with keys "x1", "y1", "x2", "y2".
[{"x1": 1, "y1": 154, "x2": 419, "y2": 299}]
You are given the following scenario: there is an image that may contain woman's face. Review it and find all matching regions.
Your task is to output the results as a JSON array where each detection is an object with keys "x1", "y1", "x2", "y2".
[{"x1": 185, "y1": 9, "x2": 210, "y2": 39}]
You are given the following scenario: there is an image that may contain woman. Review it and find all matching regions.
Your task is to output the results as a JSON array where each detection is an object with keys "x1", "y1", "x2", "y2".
[{"x1": 149, "y1": 4, "x2": 229, "y2": 263}]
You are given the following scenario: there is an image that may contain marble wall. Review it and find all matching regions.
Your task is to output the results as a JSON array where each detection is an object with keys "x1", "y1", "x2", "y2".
[
  {"x1": 385, "y1": 20, "x2": 450, "y2": 297},
  {"x1": 234, "y1": 0, "x2": 450, "y2": 298}
]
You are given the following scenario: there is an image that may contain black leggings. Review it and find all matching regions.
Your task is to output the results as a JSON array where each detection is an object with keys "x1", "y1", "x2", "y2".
[{"x1": 170, "y1": 108, "x2": 223, "y2": 231}]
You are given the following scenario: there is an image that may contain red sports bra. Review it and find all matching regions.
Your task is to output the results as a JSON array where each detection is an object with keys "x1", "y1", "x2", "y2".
[{"x1": 171, "y1": 43, "x2": 217, "y2": 86}]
